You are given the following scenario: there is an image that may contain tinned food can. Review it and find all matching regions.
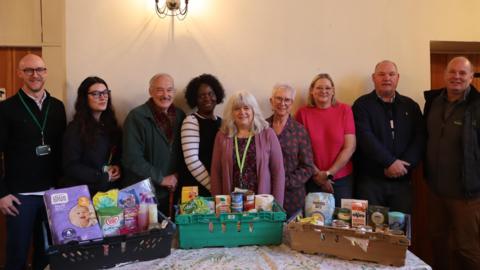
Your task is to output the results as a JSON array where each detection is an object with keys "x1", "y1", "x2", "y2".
[
  {"x1": 215, "y1": 195, "x2": 231, "y2": 214},
  {"x1": 243, "y1": 191, "x2": 255, "y2": 211},
  {"x1": 231, "y1": 192, "x2": 244, "y2": 213}
]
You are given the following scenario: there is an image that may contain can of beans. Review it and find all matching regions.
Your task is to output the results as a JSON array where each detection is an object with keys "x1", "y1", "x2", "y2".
[
  {"x1": 243, "y1": 191, "x2": 255, "y2": 211},
  {"x1": 231, "y1": 192, "x2": 244, "y2": 213}
]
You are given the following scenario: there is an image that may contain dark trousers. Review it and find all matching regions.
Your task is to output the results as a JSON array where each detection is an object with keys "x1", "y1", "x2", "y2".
[
  {"x1": 428, "y1": 190, "x2": 480, "y2": 270},
  {"x1": 354, "y1": 174, "x2": 412, "y2": 213},
  {"x1": 306, "y1": 174, "x2": 354, "y2": 207},
  {"x1": 6, "y1": 195, "x2": 48, "y2": 270}
]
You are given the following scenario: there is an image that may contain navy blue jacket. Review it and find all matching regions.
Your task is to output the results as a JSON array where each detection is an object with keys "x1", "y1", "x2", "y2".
[
  {"x1": 0, "y1": 90, "x2": 66, "y2": 197},
  {"x1": 352, "y1": 90, "x2": 425, "y2": 178},
  {"x1": 62, "y1": 119, "x2": 122, "y2": 195}
]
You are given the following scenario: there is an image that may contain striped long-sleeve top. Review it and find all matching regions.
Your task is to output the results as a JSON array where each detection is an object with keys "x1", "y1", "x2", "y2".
[{"x1": 180, "y1": 113, "x2": 221, "y2": 191}]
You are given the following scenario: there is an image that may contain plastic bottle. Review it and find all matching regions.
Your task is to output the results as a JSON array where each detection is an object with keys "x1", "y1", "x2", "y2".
[{"x1": 137, "y1": 203, "x2": 149, "y2": 231}]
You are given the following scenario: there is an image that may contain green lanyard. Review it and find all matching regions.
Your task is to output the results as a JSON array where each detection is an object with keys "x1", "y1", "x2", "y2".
[
  {"x1": 18, "y1": 90, "x2": 51, "y2": 145},
  {"x1": 234, "y1": 134, "x2": 253, "y2": 177}
]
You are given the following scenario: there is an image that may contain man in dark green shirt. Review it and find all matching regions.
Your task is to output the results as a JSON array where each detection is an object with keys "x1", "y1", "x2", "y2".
[{"x1": 424, "y1": 56, "x2": 480, "y2": 270}]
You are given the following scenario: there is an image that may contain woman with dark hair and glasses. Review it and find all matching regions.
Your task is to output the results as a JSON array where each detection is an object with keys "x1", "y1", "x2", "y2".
[
  {"x1": 62, "y1": 76, "x2": 122, "y2": 194},
  {"x1": 178, "y1": 74, "x2": 226, "y2": 197}
]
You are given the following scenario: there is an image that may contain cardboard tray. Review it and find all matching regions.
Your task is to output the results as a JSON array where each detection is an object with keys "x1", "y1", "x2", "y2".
[
  {"x1": 287, "y1": 222, "x2": 410, "y2": 267},
  {"x1": 45, "y1": 211, "x2": 175, "y2": 270}
]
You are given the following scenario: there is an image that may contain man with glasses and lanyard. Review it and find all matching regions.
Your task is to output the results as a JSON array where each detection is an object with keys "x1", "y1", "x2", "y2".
[{"x1": 0, "y1": 54, "x2": 66, "y2": 270}]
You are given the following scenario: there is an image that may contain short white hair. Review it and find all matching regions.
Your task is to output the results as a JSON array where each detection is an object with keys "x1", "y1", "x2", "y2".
[
  {"x1": 221, "y1": 90, "x2": 269, "y2": 137},
  {"x1": 149, "y1": 73, "x2": 174, "y2": 89},
  {"x1": 271, "y1": 83, "x2": 296, "y2": 99}
]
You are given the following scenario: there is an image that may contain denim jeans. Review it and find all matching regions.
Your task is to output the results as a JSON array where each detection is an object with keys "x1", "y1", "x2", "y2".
[{"x1": 5, "y1": 194, "x2": 48, "y2": 270}]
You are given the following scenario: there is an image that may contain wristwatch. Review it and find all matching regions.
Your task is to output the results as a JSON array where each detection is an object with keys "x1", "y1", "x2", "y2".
[{"x1": 326, "y1": 171, "x2": 334, "y2": 181}]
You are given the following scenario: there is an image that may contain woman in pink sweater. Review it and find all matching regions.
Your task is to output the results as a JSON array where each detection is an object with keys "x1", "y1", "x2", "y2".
[
  {"x1": 210, "y1": 90, "x2": 285, "y2": 205},
  {"x1": 295, "y1": 74, "x2": 356, "y2": 207}
]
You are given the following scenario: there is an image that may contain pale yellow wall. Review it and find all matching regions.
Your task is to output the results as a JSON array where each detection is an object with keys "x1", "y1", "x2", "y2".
[
  {"x1": 0, "y1": 0, "x2": 65, "y2": 101},
  {"x1": 64, "y1": 0, "x2": 480, "y2": 122}
]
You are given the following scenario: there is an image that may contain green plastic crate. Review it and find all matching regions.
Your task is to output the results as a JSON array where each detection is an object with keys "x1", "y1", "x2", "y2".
[{"x1": 175, "y1": 200, "x2": 286, "y2": 249}]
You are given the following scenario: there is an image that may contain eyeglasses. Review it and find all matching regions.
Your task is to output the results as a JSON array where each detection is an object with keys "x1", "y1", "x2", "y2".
[
  {"x1": 314, "y1": 86, "x2": 333, "y2": 91},
  {"x1": 22, "y1": 67, "x2": 47, "y2": 76},
  {"x1": 88, "y1": 90, "x2": 111, "y2": 99},
  {"x1": 274, "y1": 96, "x2": 293, "y2": 104}
]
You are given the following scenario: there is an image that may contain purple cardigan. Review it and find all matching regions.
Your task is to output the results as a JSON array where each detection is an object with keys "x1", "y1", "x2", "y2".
[{"x1": 210, "y1": 128, "x2": 285, "y2": 206}]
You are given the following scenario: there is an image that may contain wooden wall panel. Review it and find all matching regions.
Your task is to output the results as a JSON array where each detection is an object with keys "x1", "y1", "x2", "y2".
[
  {"x1": 430, "y1": 54, "x2": 447, "y2": 89},
  {"x1": 0, "y1": 0, "x2": 42, "y2": 45}
]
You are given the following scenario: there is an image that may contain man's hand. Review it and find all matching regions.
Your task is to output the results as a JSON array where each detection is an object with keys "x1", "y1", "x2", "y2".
[
  {"x1": 384, "y1": 159, "x2": 410, "y2": 178},
  {"x1": 0, "y1": 194, "x2": 21, "y2": 216},
  {"x1": 107, "y1": 165, "x2": 121, "y2": 182},
  {"x1": 160, "y1": 174, "x2": 178, "y2": 192}
]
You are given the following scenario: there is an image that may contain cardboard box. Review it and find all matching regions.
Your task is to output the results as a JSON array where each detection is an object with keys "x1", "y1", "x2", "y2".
[{"x1": 287, "y1": 222, "x2": 410, "y2": 266}]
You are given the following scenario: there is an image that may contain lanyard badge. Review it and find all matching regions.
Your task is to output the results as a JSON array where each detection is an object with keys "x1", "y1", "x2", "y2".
[
  {"x1": 18, "y1": 91, "x2": 52, "y2": 156},
  {"x1": 234, "y1": 133, "x2": 252, "y2": 188}
]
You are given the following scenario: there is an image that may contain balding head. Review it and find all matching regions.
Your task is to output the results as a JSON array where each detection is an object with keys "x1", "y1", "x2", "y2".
[
  {"x1": 372, "y1": 60, "x2": 400, "y2": 101},
  {"x1": 149, "y1": 73, "x2": 175, "y2": 112},
  {"x1": 18, "y1": 54, "x2": 45, "y2": 70},
  {"x1": 17, "y1": 54, "x2": 48, "y2": 94},
  {"x1": 374, "y1": 60, "x2": 398, "y2": 73},
  {"x1": 444, "y1": 56, "x2": 474, "y2": 101}
]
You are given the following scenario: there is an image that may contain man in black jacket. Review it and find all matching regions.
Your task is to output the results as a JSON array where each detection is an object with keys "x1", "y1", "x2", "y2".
[
  {"x1": 352, "y1": 60, "x2": 425, "y2": 214},
  {"x1": 424, "y1": 56, "x2": 480, "y2": 270},
  {"x1": 0, "y1": 54, "x2": 66, "y2": 270}
]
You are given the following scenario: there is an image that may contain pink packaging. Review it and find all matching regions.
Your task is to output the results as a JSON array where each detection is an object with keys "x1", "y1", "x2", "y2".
[{"x1": 44, "y1": 185, "x2": 103, "y2": 245}]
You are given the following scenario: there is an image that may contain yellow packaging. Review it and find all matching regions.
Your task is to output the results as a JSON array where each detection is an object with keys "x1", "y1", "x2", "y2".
[
  {"x1": 181, "y1": 186, "x2": 198, "y2": 203},
  {"x1": 93, "y1": 189, "x2": 119, "y2": 210}
]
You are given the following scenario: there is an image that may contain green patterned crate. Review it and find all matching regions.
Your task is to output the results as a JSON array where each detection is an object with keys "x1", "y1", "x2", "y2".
[{"x1": 175, "y1": 200, "x2": 286, "y2": 248}]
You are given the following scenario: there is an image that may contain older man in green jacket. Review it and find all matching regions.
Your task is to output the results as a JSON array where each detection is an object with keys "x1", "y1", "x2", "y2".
[{"x1": 122, "y1": 73, "x2": 185, "y2": 216}]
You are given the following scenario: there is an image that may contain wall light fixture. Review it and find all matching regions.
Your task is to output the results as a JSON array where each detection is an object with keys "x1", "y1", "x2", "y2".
[{"x1": 155, "y1": 0, "x2": 189, "y2": 20}]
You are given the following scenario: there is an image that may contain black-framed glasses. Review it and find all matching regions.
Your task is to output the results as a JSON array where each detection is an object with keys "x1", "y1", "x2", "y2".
[
  {"x1": 88, "y1": 90, "x2": 111, "y2": 99},
  {"x1": 22, "y1": 67, "x2": 47, "y2": 76}
]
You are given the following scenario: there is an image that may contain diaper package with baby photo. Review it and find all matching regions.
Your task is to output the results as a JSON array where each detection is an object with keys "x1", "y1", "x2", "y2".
[{"x1": 44, "y1": 185, "x2": 103, "y2": 245}]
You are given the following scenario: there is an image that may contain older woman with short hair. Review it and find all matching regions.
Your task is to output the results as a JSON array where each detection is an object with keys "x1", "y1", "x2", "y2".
[
  {"x1": 266, "y1": 84, "x2": 315, "y2": 217},
  {"x1": 210, "y1": 90, "x2": 285, "y2": 205},
  {"x1": 296, "y1": 73, "x2": 356, "y2": 207}
]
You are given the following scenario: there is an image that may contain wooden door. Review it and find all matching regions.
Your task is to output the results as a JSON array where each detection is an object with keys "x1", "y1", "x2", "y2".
[
  {"x1": 0, "y1": 47, "x2": 42, "y2": 98},
  {"x1": 0, "y1": 47, "x2": 42, "y2": 269},
  {"x1": 410, "y1": 53, "x2": 480, "y2": 265}
]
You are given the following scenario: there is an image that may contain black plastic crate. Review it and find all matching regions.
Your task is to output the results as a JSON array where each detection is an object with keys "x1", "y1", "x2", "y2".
[{"x1": 45, "y1": 212, "x2": 175, "y2": 269}]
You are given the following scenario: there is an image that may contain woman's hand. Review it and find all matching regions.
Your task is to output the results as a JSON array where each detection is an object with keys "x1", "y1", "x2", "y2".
[{"x1": 312, "y1": 171, "x2": 334, "y2": 193}]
